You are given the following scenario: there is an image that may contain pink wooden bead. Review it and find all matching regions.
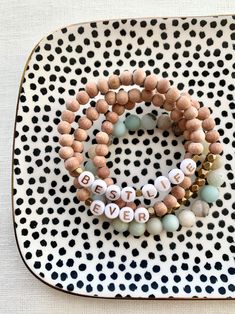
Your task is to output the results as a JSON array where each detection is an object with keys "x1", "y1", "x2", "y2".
[
  {"x1": 171, "y1": 186, "x2": 185, "y2": 199},
  {"x1": 101, "y1": 121, "x2": 113, "y2": 134},
  {"x1": 166, "y1": 87, "x2": 181, "y2": 104},
  {"x1": 133, "y1": 69, "x2": 146, "y2": 86},
  {"x1": 74, "y1": 128, "x2": 87, "y2": 141},
  {"x1": 96, "y1": 99, "x2": 109, "y2": 114},
  {"x1": 76, "y1": 90, "x2": 90, "y2": 105},
  {"x1": 105, "y1": 91, "x2": 116, "y2": 105},
  {"x1": 190, "y1": 129, "x2": 205, "y2": 142},
  {"x1": 202, "y1": 117, "x2": 215, "y2": 131},
  {"x1": 73, "y1": 178, "x2": 82, "y2": 189},
  {"x1": 126, "y1": 202, "x2": 137, "y2": 210},
  {"x1": 97, "y1": 166, "x2": 110, "y2": 179},
  {"x1": 120, "y1": 71, "x2": 133, "y2": 86},
  {"x1": 154, "y1": 202, "x2": 168, "y2": 217},
  {"x1": 61, "y1": 110, "x2": 75, "y2": 123},
  {"x1": 170, "y1": 109, "x2": 183, "y2": 122},
  {"x1": 93, "y1": 156, "x2": 106, "y2": 168},
  {"x1": 115, "y1": 198, "x2": 126, "y2": 208},
  {"x1": 178, "y1": 118, "x2": 187, "y2": 131},
  {"x1": 106, "y1": 111, "x2": 119, "y2": 124},
  {"x1": 57, "y1": 121, "x2": 71, "y2": 134},
  {"x1": 96, "y1": 131, "x2": 109, "y2": 144},
  {"x1": 163, "y1": 101, "x2": 175, "y2": 112},
  {"x1": 66, "y1": 98, "x2": 80, "y2": 112},
  {"x1": 85, "y1": 81, "x2": 99, "y2": 98},
  {"x1": 128, "y1": 88, "x2": 142, "y2": 103},
  {"x1": 184, "y1": 152, "x2": 192, "y2": 159},
  {"x1": 152, "y1": 93, "x2": 165, "y2": 107},
  {"x1": 59, "y1": 134, "x2": 73, "y2": 146},
  {"x1": 209, "y1": 142, "x2": 223, "y2": 154},
  {"x1": 156, "y1": 78, "x2": 170, "y2": 94},
  {"x1": 86, "y1": 107, "x2": 99, "y2": 121},
  {"x1": 186, "y1": 118, "x2": 201, "y2": 131},
  {"x1": 104, "y1": 177, "x2": 114, "y2": 186},
  {"x1": 76, "y1": 188, "x2": 91, "y2": 201},
  {"x1": 97, "y1": 78, "x2": 109, "y2": 94},
  {"x1": 125, "y1": 101, "x2": 135, "y2": 110},
  {"x1": 176, "y1": 95, "x2": 191, "y2": 110},
  {"x1": 72, "y1": 152, "x2": 84, "y2": 164},
  {"x1": 141, "y1": 89, "x2": 154, "y2": 102},
  {"x1": 78, "y1": 116, "x2": 92, "y2": 130},
  {"x1": 144, "y1": 74, "x2": 158, "y2": 90},
  {"x1": 198, "y1": 107, "x2": 210, "y2": 120},
  {"x1": 183, "y1": 130, "x2": 191, "y2": 140},
  {"x1": 205, "y1": 130, "x2": 220, "y2": 143},
  {"x1": 163, "y1": 194, "x2": 177, "y2": 209},
  {"x1": 64, "y1": 157, "x2": 81, "y2": 171},
  {"x1": 184, "y1": 106, "x2": 198, "y2": 120},
  {"x1": 188, "y1": 142, "x2": 204, "y2": 154},
  {"x1": 95, "y1": 144, "x2": 109, "y2": 156},
  {"x1": 59, "y1": 146, "x2": 74, "y2": 159},
  {"x1": 72, "y1": 140, "x2": 84, "y2": 152},
  {"x1": 184, "y1": 141, "x2": 192, "y2": 151},
  {"x1": 112, "y1": 104, "x2": 125, "y2": 116},
  {"x1": 191, "y1": 99, "x2": 200, "y2": 110},
  {"x1": 179, "y1": 176, "x2": 192, "y2": 189},
  {"x1": 108, "y1": 74, "x2": 121, "y2": 89},
  {"x1": 116, "y1": 90, "x2": 129, "y2": 105}
]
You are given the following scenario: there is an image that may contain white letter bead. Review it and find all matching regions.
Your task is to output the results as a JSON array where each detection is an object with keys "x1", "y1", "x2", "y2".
[
  {"x1": 105, "y1": 185, "x2": 121, "y2": 201},
  {"x1": 90, "y1": 200, "x2": 105, "y2": 216},
  {"x1": 121, "y1": 187, "x2": 135, "y2": 202},
  {"x1": 91, "y1": 179, "x2": 107, "y2": 195},
  {"x1": 142, "y1": 184, "x2": 157, "y2": 199},
  {"x1": 180, "y1": 158, "x2": 196, "y2": 175},
  {"x1": 78, "y1": 171, "x2": 95, "y2": 187},
  {"x1": 134, "y1": 207, "x2": 150, "y2": 223},
  {"x1": 154, "y1": 176, "x2": 171, "y2": 192},
  {"x1": 104, "y1": 203, "x2": 120, "y2": 219},
  {"x1": 119, "y1": 207, "x2": 134, "y2": 222},
  {"x1": 168, "y1": 169, "x2": 185, "y2": 184}
]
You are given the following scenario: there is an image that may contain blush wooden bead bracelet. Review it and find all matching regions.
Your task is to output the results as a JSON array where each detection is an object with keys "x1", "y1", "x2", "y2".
[{"x1": 58, "y1": 69, "x2": 224, "y2": 236}]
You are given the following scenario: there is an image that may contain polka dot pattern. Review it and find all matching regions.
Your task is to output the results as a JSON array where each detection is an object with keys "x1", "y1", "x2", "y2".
[{"x1": 13, "y1": 16, "x2": 235, "y2": 298}]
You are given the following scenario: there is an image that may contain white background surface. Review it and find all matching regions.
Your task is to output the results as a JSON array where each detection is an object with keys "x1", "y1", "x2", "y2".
[{"x1": 0, "y1": 0, "x2": 234, "y2": 313}]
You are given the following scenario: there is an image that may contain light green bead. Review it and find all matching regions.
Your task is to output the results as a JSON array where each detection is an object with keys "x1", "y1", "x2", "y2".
[
  {"x1": 125, "y1": 114, "x2": 141, "y2": 131},
  {"x1": 92, "y1": 194, "x2": 106, "y2": 202},
  {"x1": 85, "y1": 160, "x2": 97, "y2": 175},
  {"x1": 162, "y1": 214, "x2": 179, "y2": 232},
  {"x1": 199, "y1": 185, "x2": 219, "y2": 203},
  {"x1": 141, "y1": 113, "x2": 157, "y2": 130},
  {"x1": 146, "y1": 218, "x2": 163, "y2": 235},
  {"x1": 207, "y1": 170, "x2": 225, "y2": 187},
  {"x1": 128, "y1": 221, "x2": 146, "y2": 236},
  {"x1": 112, "y1": 121, "x2": 127, "y2": 138},
  {"x1": 112, "y1": 218, "x2": 129, "y2": 233}
]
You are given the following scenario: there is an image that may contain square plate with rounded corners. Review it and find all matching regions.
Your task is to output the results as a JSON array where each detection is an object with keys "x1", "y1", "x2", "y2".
[{"x1": 13, "y1": 15, "x2": 235, "y2": 299}]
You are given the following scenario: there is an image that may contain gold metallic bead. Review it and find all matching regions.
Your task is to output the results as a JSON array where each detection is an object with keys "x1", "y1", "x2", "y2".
[
  {"x1": 167, "y1": 207, "x2": 173, "y2": 214},
  {"x1": 136, "y1": 189, "x2": 142, "y2": 197},
  {"x1": 108, "y1": 136, "x2": 113, "y2": 146},
  {"x1": 148, "y1": 207, "x2": 155, "y2": 215},
  {"x1": 192, "y1": 155, "x2": 200, "y2": 162},
  {"x1": 178, "y1": 197, "x2": 187, "y2": 205},
  {"x1": 73, "y1": 167, "x2": 84, "y2": 176},
  {"x1": 202, "y1": 161, "x2": 213, "y2": 170},
  {"x1": 195, "y1": 178, "x2": 206, "y2": 187},
  {"x1": 190, "y1": 184, "x2": 199, "y2": 192},
  {"x1": 85, "y1": 198, "x2": 92, "y2": 206},
  {"x1": 172, "y1": 202, "x2": 181, "y2": 211},
  {"x1": 198, "y1": 168, "x2": 209, "y2": 178},
  {"x1": 185, "y1": 189, "x2": 193, "y2": 199},
  {"x1": 207, "y1": 153, "x2": 217, "y2": 162}
]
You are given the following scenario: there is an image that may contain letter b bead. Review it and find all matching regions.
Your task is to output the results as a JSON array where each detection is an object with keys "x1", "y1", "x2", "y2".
[{"x1": 78, "y1": 171, "x2": 95, "y2": 187}]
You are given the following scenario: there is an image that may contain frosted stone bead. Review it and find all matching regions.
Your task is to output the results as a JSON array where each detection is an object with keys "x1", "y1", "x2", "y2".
[
  {"x1": 84, "y1": 160, "x2": 97, "y2": 175},
  {"x1": 141, "y1": 184, "x2": 157, "y2": 199},
  {"x1": 154, "y1": 176, "x2": 171, "y2": 192},
  {"x1": 199, "y1": 185, "x2": 219, "y2": 203},
  {"x1": 112, "y1": 121, "x2": 127, "y2": 138},
  {"x1": 157, "y1": 114, "x2": 172, "y2": 130},
  {"x1": 178, "y1": 209, "x2": 196, "y2": 227},
  {"x1": 211, "y1": 155, "x2": 224, "y2": 170},
  {"x1": 119, "y1": 207, "x2": 134, "y2": 222},
  {"x1": 134, "y1": 207, "x2": 150, "y2": 223},
  {"x1": 92, "y1": 194, "x2": 106, "y2": 203},
  {"x1": 146, "y1": 218, "x2": 163, "y2": 235},
  {"x1": 91, "y1": 179, "x2": 107, "y2": 195},
  {"x1": 128, "y1": 221, "x2": 146, "y2": 237},
  {"x1": 112, "y1": 218, "x2": 129, "y2": 233},
  {"x1": 121, "y1": 187, "x2": 135, "y2": 202},
  {"x1": 168, "y1": 169, "x2": 185, "y2": 184},
  {"x1": 141, "y1": 113, "x2": 157, "y2": 130},
  {"x1": 105, "y1": 185, "x2": 121, "y2": 201},
  {"x1": 180, "y1": 158, "x2": 196, "y2": 175},
  {"x1": 90, "y1": 200, "x2": 105, "y2": 216},
  {"x1": 78, "y1": 171, "x2": 95, "y2": 187},
  {"x1": 191, "y1": 199, "x2": 210, "y2": 217},
  {"x1": 207, "y1": 170, "x2": 225, "y2": 187},
  {"x1": 162, "y1": 214, "x2": 179, "y2": 232},
  {"x1": 125, "y1": 114, "x2": 141, "y2": 131},
  {"x1": 88, "y1": 145, "x2": 97, "y2": 159},
  {"x1": 104, "y1": 203, "x2": 120, "y2": 219}
]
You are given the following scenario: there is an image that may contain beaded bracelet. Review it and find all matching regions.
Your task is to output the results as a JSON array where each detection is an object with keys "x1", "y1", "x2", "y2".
[{"x1": 58, "y1": 69, "x2": 224, "y2": 236}]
